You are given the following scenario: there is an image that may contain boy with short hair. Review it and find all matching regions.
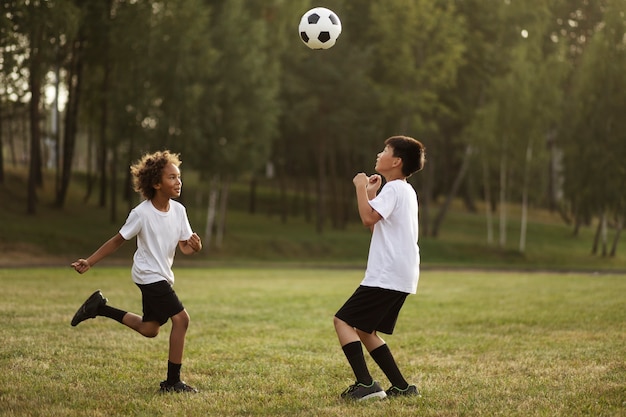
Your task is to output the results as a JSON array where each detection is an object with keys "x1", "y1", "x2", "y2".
[
  {"x1": 70, "y1": 150, "x2": 202, "y2": 393},
  {"x1": 334, "y1": 135, "x2": 426, "y2": 401}
]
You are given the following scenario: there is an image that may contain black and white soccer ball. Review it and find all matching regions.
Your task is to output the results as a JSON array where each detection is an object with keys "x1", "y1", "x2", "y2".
[{"x1": 298, "y1": 7, "x2": 342, "y2": 50}]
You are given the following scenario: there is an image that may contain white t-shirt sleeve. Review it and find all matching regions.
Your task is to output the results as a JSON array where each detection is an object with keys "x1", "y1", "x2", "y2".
[
  {"x1": 119, "y1": 209, "x2": 142, "y2": 240},
  {"x1": 369, "y1": 185, "x2": 397, "y2": 219}
]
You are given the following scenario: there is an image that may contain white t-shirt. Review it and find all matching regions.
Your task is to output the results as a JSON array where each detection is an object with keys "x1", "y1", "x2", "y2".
[
  {"x1": 119, "y1": 199, "x2": 193, "y2": 285},
  {"x1": 360, "y1": 180, "x2": 420, "y2": 294}
]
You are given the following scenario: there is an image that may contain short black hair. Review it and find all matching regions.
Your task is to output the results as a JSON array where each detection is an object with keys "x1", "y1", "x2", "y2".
[{"x1": 384, "y1": 135, "x2": 426, "y2": 177}]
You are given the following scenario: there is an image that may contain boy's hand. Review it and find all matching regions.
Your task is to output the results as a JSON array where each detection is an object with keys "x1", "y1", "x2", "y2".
[
  {"x1": 71, "y1": 259, "x2": 91, "y2": 274},
  {"x1": 366, "y1": 174, "x2": 382, "y2": 193},
  {"x1": 187, "y1": 233, "x2": 202, "y2": 253},
  {"x1": 354, "y1": 173, "x2": 382, "y2": 200},
  {"x1": 353, "y1": 172, "x2": 369, "y2": 188}
]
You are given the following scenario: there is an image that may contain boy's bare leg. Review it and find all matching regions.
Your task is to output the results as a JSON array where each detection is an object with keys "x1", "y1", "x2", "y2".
[
  {"x1": 168, "y1": 309, "x2": 190, "y2": 363},
  {"x1": 122, "y1": 313, "x2": 160, "y2": 338},
  {"x1": 356, "y1": 329, "x2": 385, "y2": 353},
  {"x1": 334, "y1": 317, "x2": 385, "y2": 352},
  {"x1": 333, "y1": 316, "x2": 360, "y2": 346}
]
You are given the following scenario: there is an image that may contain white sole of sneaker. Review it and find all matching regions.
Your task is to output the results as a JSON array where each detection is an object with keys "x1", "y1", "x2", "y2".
[{"x1": 358, "y1": 391, "x2": 387, "y2": 401}]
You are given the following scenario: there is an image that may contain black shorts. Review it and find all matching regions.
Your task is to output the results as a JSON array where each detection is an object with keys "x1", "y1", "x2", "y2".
[
  {"x1": 136, "y1": 280, "x2": 185, "y2": 326},
  {"x1": 335, "y1": 285, "x2": 408, "y2": 335}
]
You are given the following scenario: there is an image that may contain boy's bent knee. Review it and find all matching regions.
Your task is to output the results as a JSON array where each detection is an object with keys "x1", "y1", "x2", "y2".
[
  {"x1": 333, "y1": 315, "x2": 347, "y2": 329},
  {"x1": 171, "y1": 310, "x2": 190, "y2": 329},
  {"x1": 141, "y1": 327, "x2": 160, "y2": 338}
]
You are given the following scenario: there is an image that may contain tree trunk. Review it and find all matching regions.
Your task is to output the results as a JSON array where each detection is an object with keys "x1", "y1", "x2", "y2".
[
  {"x1": 315, "y1": 136, "x2": 327, "y2": 234},
  {"x1": 278, "y1": 168, "x2": 289, "y2": 224},
  {"x1": 7, "y1": 103, "x2": 18, "y2": 167},
  {"x1": 591, "y1": 212, "x2": 606, "y2": 255},
  {"x1": 215, "y1": 179, "x2": 230, "y2": 248},
  {"x1": 84, "y1": 124, "x2": 95, "y2": 202},
  {"x1": 53, "y1": 52, "x2": 61, "y2": 196},
  {"x1": 601, "y1": 212, "x2": 608, "y2": 257},
  {"x1": 431, "y1": 145, "x2": 472, "y2": 237},
  {"x1": 609, "y1": 216, "x2": 622, "y2": 257},
  {"x1": 419, "y1": 147, "x2": 433, "y2": 237},
  {"x1": 329, "y1": 150, "x2": 339, "y2": 229},
  {"x1": 546, "y1": 130, "x2": 559, "y2": 211},
  {"x1": 27, "y1": 60, "x2": 43, "y2": 215},
  {"x1": 303, "y1": 177, "x2": 312, "y2": 223},
  {"x1": 482, "y1": 154, "x2": 494, "y2": 245},
  {"x1": 204, "y1": 175, "x2": 220, "y2": 253},
  {"x1": 0, "y1": 101, "x2": 4, "y2": 183},
  {"x1": 248, "y1": 177, "x2": 257, "y2": 214},
  {"x1": 498, "y1": 149, "x2": 507, "y2": 248},
  {"x1": 97, "y1": 133, "x2": 108, "y2": 208},
  {"x1": 109, "y1": 146, "x2": 118, "y2": 223},
  {"x1": 56, "y1": 36, "x2": 84, "y2": 208},
  {"x1": 519, "y1": 141, "x2": 533, "y2": 253}
]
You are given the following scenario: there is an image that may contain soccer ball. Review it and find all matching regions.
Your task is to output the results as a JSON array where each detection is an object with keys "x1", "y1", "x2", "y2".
[{"x1": 298, "y1": 7, "x2": 342, "y2": 50}]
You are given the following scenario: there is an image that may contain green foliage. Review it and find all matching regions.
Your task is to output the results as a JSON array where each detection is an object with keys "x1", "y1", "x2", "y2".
[
  {"x1": 560, "y1": 0, "x2": 626, "y2": 218},
  {"x1": 0, "y1": 166, "x2": 624, "y2": 269},
  {"x1": 1, "y1": 268, "x2": 624, "y2": 416},
  {"x1": 2, "y1": 0, "x2": 626, "y2": 248},
  {"x1": 190, "y1": 0, "x2": 281, "y2": 179},
  {"x1": 368, "y1": 0, "x2": 466, "y2": 133}
]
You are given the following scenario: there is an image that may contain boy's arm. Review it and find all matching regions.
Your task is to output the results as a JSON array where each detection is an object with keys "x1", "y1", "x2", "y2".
[
  {"x1": 179, "y1": 232, "x2": 202, "y2": 255},
  {"x1": 353, "y1": 173, "x2": 382, "y2": 228},
  {"x1": 71, "y1": 233, "x2": 126, "y2": 274}
]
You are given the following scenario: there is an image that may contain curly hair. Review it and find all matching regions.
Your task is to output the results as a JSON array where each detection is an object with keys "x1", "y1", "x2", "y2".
[{"x1": 130, "y1": 150, "x2": 182, "y2": 200}]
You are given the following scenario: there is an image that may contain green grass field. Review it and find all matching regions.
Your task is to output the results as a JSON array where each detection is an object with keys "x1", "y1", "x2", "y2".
[{"x1": 1, "y1": 267, "x2": 624, "y2": 416}]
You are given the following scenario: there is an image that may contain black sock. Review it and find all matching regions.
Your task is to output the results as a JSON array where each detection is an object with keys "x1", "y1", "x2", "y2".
[
  {"x1": 342, "y1": 341, "x2": 373, "y2": 385},
  {"x1": 97, "y1": 304, "x2": 127, "y2": 324},
  {"x1": 167, "y1": 361, "x2": 182, "y2": 384},
  {"x1": 370, "y1": 344, "x2": 408, "y2": 389}
]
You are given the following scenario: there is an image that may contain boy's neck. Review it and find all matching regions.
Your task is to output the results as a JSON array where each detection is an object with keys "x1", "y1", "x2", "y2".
[
  {"x1": 382, "y1": 171, "x2": 406, "y2": 182},
  {"x1": 385, "y1": 176, "x2": 406, "y2": 182},
  {"x1": 151, "y1": 196, "x2": 170, "y2": 212},
  {"x1": 380, "y1": 165, "x2": 406, "y2": 182}
]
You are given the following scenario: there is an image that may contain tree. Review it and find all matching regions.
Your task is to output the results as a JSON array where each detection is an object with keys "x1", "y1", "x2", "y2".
[
  {"x1": 274, "y1": 1, "x2": 384, "y2": 233},
  {"x1": 366, "y1": 0, "x2": 466, "y2": 237},
  {"x1": 54, "y1": 2, "x2": 83, "y2": 209},
  {"x1": 560, "y1": 0, "x2": 626, "y2": 256},
  {"x1": 6, "y1": 0, "x2": 80, "y2": 214},
  {"x1": 193, "y1": 0, "x2": 279, "y2": 249}
]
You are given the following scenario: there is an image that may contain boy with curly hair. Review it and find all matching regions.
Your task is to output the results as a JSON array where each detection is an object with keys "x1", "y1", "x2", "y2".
[
  {"x1": 70, "y1": 150, "x2": 202, "y2": 393},
  {"x1": 334, "y1": 135, "x2": 426, "y2": 401}
]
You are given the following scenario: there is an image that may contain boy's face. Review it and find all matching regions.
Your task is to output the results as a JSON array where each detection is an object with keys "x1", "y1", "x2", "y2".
[
  {"x1": 375, "y1": 145, "x2": 401, "y2": 174},
  {"x1": 154, "y1": 163, "x2": 182, "y2": 198}
]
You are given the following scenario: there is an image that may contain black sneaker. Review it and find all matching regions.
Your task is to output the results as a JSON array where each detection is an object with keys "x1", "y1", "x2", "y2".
[
  {"x1": 71, "y1": 290, "x2": 107, "y2": 327},
  {"x1": 340, "y1": 381, "x2": 386, "y2": 401},
  {"x1": 159, "y1": 380, "x2": 198, "y2": 393},
  {"x1": 386, "y1": 384, "x2": 420, "y2": 397}
]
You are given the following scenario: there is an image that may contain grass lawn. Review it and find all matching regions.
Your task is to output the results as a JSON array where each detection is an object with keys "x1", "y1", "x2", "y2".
[{"x1": 1, "y1": 267, "x2": 624, "y2": 416}]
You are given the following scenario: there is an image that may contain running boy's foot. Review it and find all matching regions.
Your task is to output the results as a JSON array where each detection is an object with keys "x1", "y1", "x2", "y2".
[
  {"x1": 340, "y1": 381, "x2": 386, "y2": 401},
  {"x1": 159, "y1": 380, "x2": 198, "y2": 393},
  {"x1": 71, "y1": 290, "x2": 107, "y2": 327},
  {"x1": 386, "y1": 384, "x2": 421, "y2": 397}
]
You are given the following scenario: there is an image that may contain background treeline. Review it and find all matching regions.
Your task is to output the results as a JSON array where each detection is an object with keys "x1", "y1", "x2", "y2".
[{"x1": 0, "y1": 0, "x2": 625, "y2": 255}]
